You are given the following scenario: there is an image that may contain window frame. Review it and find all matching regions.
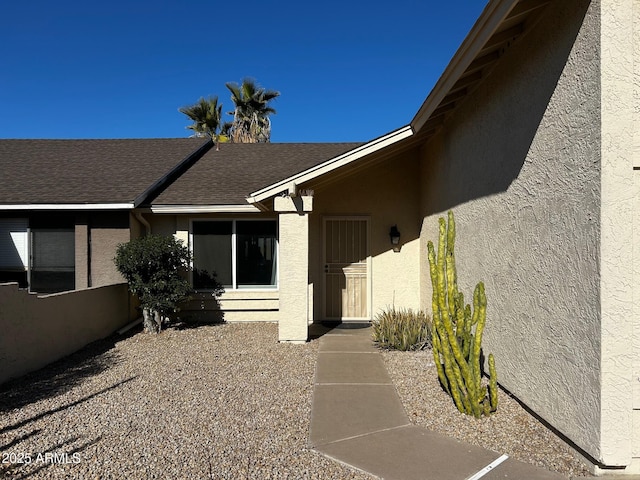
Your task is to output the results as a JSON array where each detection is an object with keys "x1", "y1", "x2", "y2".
[{"x1": 189, "y1": 218, "x2": 279, "y2": 292}]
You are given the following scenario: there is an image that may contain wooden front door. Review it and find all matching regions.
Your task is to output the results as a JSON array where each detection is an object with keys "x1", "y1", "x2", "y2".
[{"x1": 323, "y1": 217, "x2": 370, "y2": 320}]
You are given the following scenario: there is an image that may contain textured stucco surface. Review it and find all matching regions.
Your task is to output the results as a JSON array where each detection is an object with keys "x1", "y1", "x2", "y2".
[
  {"x1": 419, "y1": 0, "x2": 604, "y2": 462},
  {"x1": 0, "y1": 283, "x2": 131, "y2": 384},
  {"x1": 88, "y1": 213, "x2": 130, "y2": 287},
  {"x1": 75, "y1": 220, "x2": 88, "y2": 289},
  {"x1": 631, "y1": 0, "x2": 640, "y2": 464},
  {"x1": 277, "y1": 210, "x2": 309, "y2": 342},
  {"x1": 600, "y1": 0, "x2": 636, "y2": 466},
  {"x1": 310, "y1": 151, "x2": 422, "y2": 321}
]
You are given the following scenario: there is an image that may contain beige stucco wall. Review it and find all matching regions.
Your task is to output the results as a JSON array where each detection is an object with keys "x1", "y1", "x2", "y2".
[
  {"x1": 418, "y1": 0, "x2": 609, "y2": 465},
  {"x1": 310, "y1": 150, "x2": 422, "y2": 321},
  {"x1": 599, "y1": 0, "x2": 636, "y2": 469},
  {"x1": 633, "y1": 0, "x2": 640, "y2": 467},
  {"x1": 276, "y1": 197, "x2": 311, "y2": 342},
  {"x1": 0, "y1": 282, "x2": 132, "y2": 384}
]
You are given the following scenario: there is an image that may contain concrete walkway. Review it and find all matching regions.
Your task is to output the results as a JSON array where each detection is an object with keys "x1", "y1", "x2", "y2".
[{"x1": 309, "y1": 323, "x2": 567, "y2": 480}]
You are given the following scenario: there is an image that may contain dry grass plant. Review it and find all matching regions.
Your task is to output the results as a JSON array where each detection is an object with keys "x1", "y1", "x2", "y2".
[{"x1": 372, "y1": 307, "x2": 432, "y2": 351}]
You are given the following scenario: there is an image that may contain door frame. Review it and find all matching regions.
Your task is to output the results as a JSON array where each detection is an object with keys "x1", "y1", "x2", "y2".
[{"x1": 322, "y1": 216, "x2": 372, "y2": 321}]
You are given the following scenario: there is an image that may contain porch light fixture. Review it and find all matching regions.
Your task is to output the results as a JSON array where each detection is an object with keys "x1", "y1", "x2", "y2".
[{"x1": 389, "y1": 225, "x2": 401, "y2": 252}]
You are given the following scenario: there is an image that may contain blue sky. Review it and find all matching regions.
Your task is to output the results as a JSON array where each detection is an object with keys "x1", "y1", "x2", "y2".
[{"x1": 0, "y1": 1, "x2": 486, "y2": 143}]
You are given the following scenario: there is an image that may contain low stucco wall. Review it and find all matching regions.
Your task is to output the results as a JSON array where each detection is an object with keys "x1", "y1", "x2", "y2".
[{"x1": 0, "y1": 282, "x2": 132, "y2": 385}]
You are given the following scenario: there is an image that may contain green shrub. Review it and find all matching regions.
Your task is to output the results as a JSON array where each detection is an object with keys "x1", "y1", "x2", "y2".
[
  {"x1": 372, "y1": 308, "x2": 432, "y2": 351},
  {"x1": 115, "y1": 234, "x2": 202, "y2": 333}
]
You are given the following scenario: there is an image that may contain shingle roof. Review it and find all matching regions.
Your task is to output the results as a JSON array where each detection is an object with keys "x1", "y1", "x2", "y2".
[
  {"x1": 149, "y1": 142, "x2": 363, "y2": 206},
  {"x1": 0, "y1": 138, "x2": 210, "y2": 206}
]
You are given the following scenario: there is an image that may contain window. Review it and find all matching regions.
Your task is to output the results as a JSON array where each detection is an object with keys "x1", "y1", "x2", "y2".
[
  {"x1": 30, "y1": 227, "x2": 75, "y2": 293},
  {"x1": 192, "y1": 220, "x2": 277, "y2": 290},
  {"x1": 0, "y1": 218, "x2": 28, "y2": 287}
]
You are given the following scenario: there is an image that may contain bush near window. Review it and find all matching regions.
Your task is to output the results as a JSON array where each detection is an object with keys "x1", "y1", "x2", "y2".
[
  {"x1": 115, "y1": 235, "x2": 209, "y2": 333},
  {"x1": 372, "y1": 308, "x2": 432, "y2": 351}
]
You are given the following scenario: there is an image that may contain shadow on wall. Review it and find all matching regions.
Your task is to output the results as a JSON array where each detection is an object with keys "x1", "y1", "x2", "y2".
[
  {"x1": 422, "y1": 0, "x2": 592, "y2": 216},
  {"x1": 176, "y1": 290, "x2": 226, "y2": 327}
]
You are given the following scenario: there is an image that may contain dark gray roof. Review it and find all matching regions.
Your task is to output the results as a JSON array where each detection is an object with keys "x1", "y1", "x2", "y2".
[
  {"x1": 0, "y1": 138, "x2": 210, "y2": 206},
  {"x1": 149, "y1": 142, "x2": 363, "y2": 206}
]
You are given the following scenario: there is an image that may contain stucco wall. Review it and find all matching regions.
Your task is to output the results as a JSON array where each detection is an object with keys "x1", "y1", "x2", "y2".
[
  {"x1": 311, "y1": 150, "x2": 421, "y2": 320},
  {"x1": 0, "y1": 282, "x2": 132, "y2": 384},
  {"x1": 74, "y1": 212, "x2": 129, "y2": 289},
  {"x1": 633, "y1": 0, "x2": 640, "y2": 466},
  {"x1": 89, "y1": 212, "x2": 130, "y2": 287},
  {"x1": 276, "y1": 197, "x2": 311, "y2": 342},
  {"x1": 419, "y1": 0, "x2": 604, "y2": 463},
  {"x1": 599, "y1": 0, "x2": 637, "y2": 468}
]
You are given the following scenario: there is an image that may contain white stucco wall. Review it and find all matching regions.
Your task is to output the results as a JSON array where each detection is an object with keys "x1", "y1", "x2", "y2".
[
  {"x1": 599, "y1": 0, "x2": 636, "y2": 468},
  {"x1": 633, "y1": 0, "x2": 640, "y2": 466},
  {"x1": 419, "y1": 0, "x2": 607, "y2": 464},
  {"x1": 276, "y1": 197, "x2": 311, "y2": 342}
]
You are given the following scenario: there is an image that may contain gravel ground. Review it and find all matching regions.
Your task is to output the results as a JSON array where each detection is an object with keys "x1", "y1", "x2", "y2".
[
  {"x1": 381, "y1": 349, "x2": 593, "y2": 478},
  {"x1": 0, "y1": 323, "x2": 370, "y2": 480},
  {"x1": 0, "y1": 322, "x2": 593, "y2": 479}
]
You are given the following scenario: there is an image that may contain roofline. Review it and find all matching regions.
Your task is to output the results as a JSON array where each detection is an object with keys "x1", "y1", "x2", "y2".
[
  {"x1": 133, "y1": 138, "x2": 213, "y2": 207},
  {"x1": 246, "y1": 126, "x2": 414, "y2": 203},
  {"x1": 150, "y1": 205, "x2": 261, "y2": 214},
  {"x1": 411, "y1": 0, "x2": 519, "y2": 132},
  {"x1": 0, "y1": 203, "x2": 135, "y2": 210}
]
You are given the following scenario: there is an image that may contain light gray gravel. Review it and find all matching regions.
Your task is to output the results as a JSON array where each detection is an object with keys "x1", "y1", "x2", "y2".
[
  {"x1": 381, "y1": 349, "x2": 593, "y2": 478},
  {"x1": 0, "y1": 323, "x2": 371, "y2": 479},
  {"x1": 1, "y1": 322, "x2": 593, "y2": 479}
]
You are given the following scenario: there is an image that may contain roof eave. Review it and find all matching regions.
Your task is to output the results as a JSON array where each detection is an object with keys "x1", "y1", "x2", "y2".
[
  {"x1": 411, "y1": 0, "x2": 545, "y2": 133},
  {"x1": 150, "y1": 204, "x2": 261, "y2": 214},
  {"x1": 0, "y1": 203, "x2": 135, "y2": 210},
  {"x1": 246, "y1": 126, "x2": 414, "y2": 204}
]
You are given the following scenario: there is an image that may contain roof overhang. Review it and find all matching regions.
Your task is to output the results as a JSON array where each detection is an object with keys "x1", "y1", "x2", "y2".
[
  {"x1": 411, "y1": 0, "x2": 550, "y2": 136},
  {"x1": 150, "y1": 204, "x2": 261, "y2": 214},
  {"x1": 246, "y1": 126, "x2": 414, "y2": 204},
  {"x1": 0, "y1": 203, "x2": 135, "y2": 210},
  {"x1": 246, "y1": 0, "x2": 550, "y2": 207}
]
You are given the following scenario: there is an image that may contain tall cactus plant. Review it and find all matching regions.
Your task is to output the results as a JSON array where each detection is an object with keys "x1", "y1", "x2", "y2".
[{"x1": 427, "y1": 211, "x2": 498, "y2": 418}]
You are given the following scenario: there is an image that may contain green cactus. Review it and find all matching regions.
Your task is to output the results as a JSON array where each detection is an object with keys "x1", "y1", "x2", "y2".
[{"x1": 427, "y1": 211, "x2": 498, "y2": 418}]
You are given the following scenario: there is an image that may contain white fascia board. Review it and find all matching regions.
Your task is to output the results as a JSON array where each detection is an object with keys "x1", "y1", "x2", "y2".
[
  {"x1": 411, "y1": 0, "x2": 519, "y2": 132},
  {"x1": 0, "y1": 203, "x2": 135, "y2": 210},
  {"x1": 151, "y1": 205, "x2": 261, "y2": 214},
  {"x1": 247, "y1": 125, "x2": 414, "y2": 204}
]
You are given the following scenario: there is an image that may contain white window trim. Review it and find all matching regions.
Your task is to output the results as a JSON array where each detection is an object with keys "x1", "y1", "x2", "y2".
[{"x1": 189, "y1": 218, "x2": 279, "y2": 292}]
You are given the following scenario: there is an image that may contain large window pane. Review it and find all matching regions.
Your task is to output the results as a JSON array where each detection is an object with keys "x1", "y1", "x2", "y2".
[
  {"x1": 30, "y1": 228, "x2": 75, "y2": 293},
  {"x1": 193, "y1": 221, "x2": 232, "y2": 289},
  {"x1": 236, "y1": 221, "x2": 277, "y2": 288},
  {"x1": 0, "y1": 219, "x2": 28, "y2": 287}
]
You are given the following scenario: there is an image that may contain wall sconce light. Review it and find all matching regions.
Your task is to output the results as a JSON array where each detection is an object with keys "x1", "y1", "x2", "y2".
[{"x1": 389, "y1": 225, "x2": 401, "y2": 252}]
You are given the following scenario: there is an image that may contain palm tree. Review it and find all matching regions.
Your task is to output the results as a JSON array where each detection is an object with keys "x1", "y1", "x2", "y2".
[
  {"x1": 225, "y1": 79, "x2": 280, "y2": 143},
  {"x1": 179, "y1": 96, "x2": 224, "y2": 146}
]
